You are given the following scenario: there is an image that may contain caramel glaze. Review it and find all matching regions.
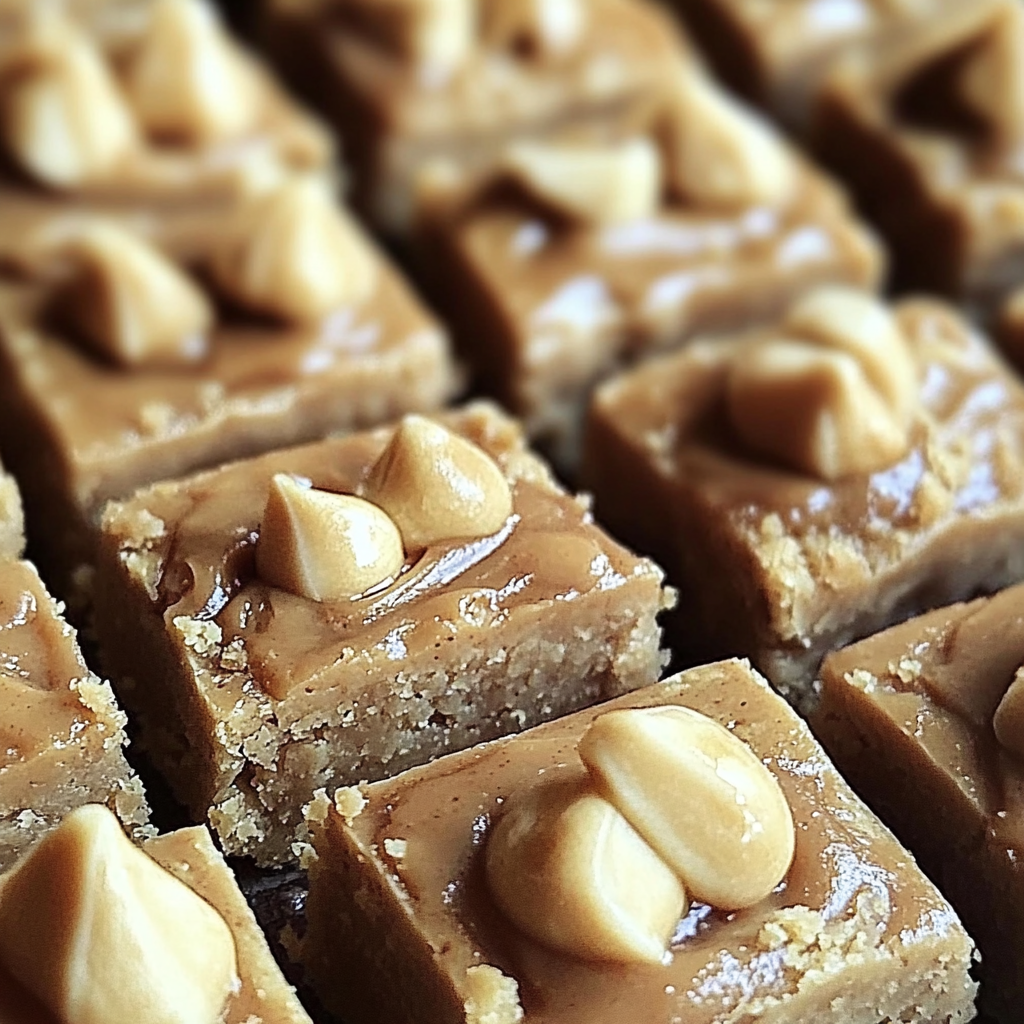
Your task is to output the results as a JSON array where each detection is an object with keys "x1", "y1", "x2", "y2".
[
  {"x1": 600, "y1": 299, "x2": 1024, "y2": 583},
  {"x1": 0, "y1": 262, "x2": 451, "y2": 514},
  {"x1": 822, "y1": 582, "x2": 1024, "y2": 853},
  {"x1": 120, "y1": 408, "x2": 657, "y2": 711},
  {"x1": 331, "y1": 663, "x2": 958, "y2": 1023},
  {"x1": 438, "y1": 164, "x2": 879, "y2": 422},
  {"x1": 317, "y1": 0, "x2": 684, "y2": 136},
  {"x1": 0, "y1": 561, "x2": 104, "y2": 774}
]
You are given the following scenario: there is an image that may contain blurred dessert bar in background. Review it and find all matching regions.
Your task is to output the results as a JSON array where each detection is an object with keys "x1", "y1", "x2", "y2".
[
  {"x1": 418, "y1": 65, "x2": 881, "y2": 466},
  {"x1": 261, "y1": 0, "x2": 687, "y2": 235},
  {"x1": 583, "y1": 287, "x2": 1024, "y2": 705}
]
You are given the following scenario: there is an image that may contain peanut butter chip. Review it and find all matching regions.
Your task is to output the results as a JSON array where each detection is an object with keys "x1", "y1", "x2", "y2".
[
  {"x1": 363, "y1": 415, "x2": 514, "y2": 549},
  {"x1": 958, "y1": 4, "x2": 1024, "y2": 149},
  {"x1": 504, "y1": 138, "x2": 662, "y2": 225},
  {"x1": 123, "y1": 0, "x2": 260, "y2": 145},
  {"x1": 256, "y1": 474, "x2": 404, "y2": 602},
  {"x1": 485, "y1": 774, "x2": 688, "y2": 964},
  {"x1": 0, "y1": 805, "x2": 238, "y2": 1024},
  {"x1": 482, "y1": 0, "x2": 587, "y2": 58},
  {"x1": 994, "y1": 668, "x2": 1024, "y2": 759},
  {"x1": 63, "y1": 224, "x2": 212, "y2": 368},
  {"x1": 662, "y1": 65, "x2": 794, "y2": 210},
  {"x1": 578, "y1": 706, "x2": 796, "y2": 910},
  {"x1": 1, "y1": 16, "x2": 137, "y2": 187},
  {"x1": 211, "y1": 178, "x2": 377, "y2": 323},
  {"x1": 728, "y1": 288, "x2": 917, "y2": 481}
]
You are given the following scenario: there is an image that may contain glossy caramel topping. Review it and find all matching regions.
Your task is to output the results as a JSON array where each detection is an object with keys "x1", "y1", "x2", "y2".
[
  {"x1": 106, "y1": 408, "x2": 656, "y2": 705},
  {"x1": 822, "y1": 583, "x2": 1024, "y2": 849},
  {"x1": 322, "y1": 662, "x2": 953, "y2": 1023},
  {"x1": 0, "y1": 562, "x2": 104, "y2": 774}
]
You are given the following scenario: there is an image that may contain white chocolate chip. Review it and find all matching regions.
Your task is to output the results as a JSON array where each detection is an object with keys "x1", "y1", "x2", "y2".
[
  {"x1": 0, "y1": 805, "x2": 238, "y2": 1024},
  {"x1": 256, "y1": 474, "x2": 405, "y2": 602},
  {"x1": 662, "y1": 64, "x2": 795, "y2": 210},
  {"x1": 123, "y1": 0, "x2": 261, "y2": 145},
  {"x1": 504, "y1": 137, "x2": 662, "y2": 225},
  {"x1": 210, "y1": 178, "x2": 377, "y2": 323},
  {"x1": 481, "y1": 0, "x2": 587, "y2": 58},
  {"x1": 578, "y1": 706, "x2": 795, "y2": 910},
  {"x1": 1, "y1": 15, "x2": 138, "y2": 187},
  {"x1": 62, "y1": 223, "x2": 212, "y2": 368},
  {"x1": 485, "y1": 774, "x2": 687, "y2": 964},
  {"x1": 362, "y1": 415, "x2": 514, "y2": 549},
  {"x1": 728, "y1": 288, "x2": 917, "y2": 481}
]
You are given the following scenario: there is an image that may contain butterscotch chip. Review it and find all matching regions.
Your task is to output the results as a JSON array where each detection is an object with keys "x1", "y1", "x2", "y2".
[
  {"x1": 211, "y1": 178, "x2": 377, "y2": 323},
  {"x1": 363, "y1": 414, "x2": 514, "y2": 548},
  {"x1": 0, "y1": 14, "x2": 137, "y2": 187},
  {"x1": 727, "y1": 287, "x2": 916, "y2": 481},
  {"x1": 504, "y1": 138, "x2": 661, "y2": 225},
  {"x1": 579, "y1": 705, "x2": 795, "y2": 909},
  {"x1": 485, "y1": 774, "x2": 687, "y2": 964},
  {"x1": 123, "y1": 0, "x2": 261, "y2": 145},
  {"x1": 0, "y1": 805, "x2": 238, "y2": 1024},
  {"x1": 62, "y1": 224, "x2": 212, "y2": 368},
  {"x1": 256, "y1": 474, "x2": 405, "y2": 602},
  {"x1": 481, "y1": 0, "x2": 587, "y2": 58},
  {"x1": 662, "y1": 64, "x2": 795, "y2": 210},
  {"x1": 783, "y1": 286, "x2": 917, "y2": 423},
  {"x1": 728, "y1": 340, "x2": 911, "y2": 482}
]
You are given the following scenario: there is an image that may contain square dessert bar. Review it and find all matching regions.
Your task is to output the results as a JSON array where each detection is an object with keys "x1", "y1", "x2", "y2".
[
  {"x1": 582, "y1": 288, "x2": 1024, "y2": 706},
  {"x1": 813, "y1": 583, "x2": 1024, "y2": 1023},
  {"x1": 261, "y1": 0, "x2": 687, "y2": 234},
  {"x1": 93, "y1": 403, "x2": 672, "y2": 865},
  {"x1": 302, "y1": 660, "x2": 977, "y2": 1024},
  {"x1": 0, "y1": 0, "x2": 333, "y2": 278},
  {"x1": 813, "y1": 0, "x2": 1024, "y2": 307},
  {"x1": 420, "y1": 70, "x2": 881, "y2": 465},
  {"x1": 0, "y1": 188, "x2": 457, "y2": 604},
  {"x1": 0, "y1": 559, "x2": 148, "y2": 872},
  {"x1": 670, "y1": 0, "x2": 962, "y2": 129}
]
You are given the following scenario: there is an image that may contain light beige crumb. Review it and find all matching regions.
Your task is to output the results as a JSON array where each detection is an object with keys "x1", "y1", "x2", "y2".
[
  {"x1": 174, "y1": 616, "x2": 223, "y2": 656},
  {"x1": 333, "y1": 786, "x2": 366, "y2": 824},
  {"x1": 383, "y1": 837, "x2": 407, "y2": 860},
  {"x1": 889, "y1": 656, "x2": 923, "y2": 684},
  {"x1": 463, "y1": 964, "x2": 524, "y2": 1024}
]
